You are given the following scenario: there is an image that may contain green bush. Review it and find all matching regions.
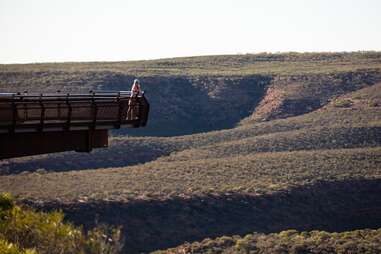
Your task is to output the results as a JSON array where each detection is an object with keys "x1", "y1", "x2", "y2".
[
  {"x1": 0, "y1": 238, "x2": 37, "y2": 254},
  {"x1": 157, "y1": 229, "x2": 381, "y2": 254},
  {"x1": 368, "y1": 99, "x2": 378, "y2": 107},
  {"x1": 0, "y1": 193, "x2": 122, "y2": 254},
  {"x1": 0, "y1": 193, "x2": 14, "y2": 212},
  {"x1": 333, "y1": 99, "x2": 353, "y2": 108}
]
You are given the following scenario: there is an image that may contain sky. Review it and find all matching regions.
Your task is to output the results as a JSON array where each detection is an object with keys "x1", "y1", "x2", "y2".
[{"x1": 1, "y1": 0, "x2": 381, "y2": 64}]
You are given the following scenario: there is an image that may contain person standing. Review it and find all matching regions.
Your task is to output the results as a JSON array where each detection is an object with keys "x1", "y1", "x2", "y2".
[
  {"x1": 131, "y1": 78, "x2": 141, "y2": 96},
  {"x1": 127, "y1": 79, "x2": 141, "y2": 120}
]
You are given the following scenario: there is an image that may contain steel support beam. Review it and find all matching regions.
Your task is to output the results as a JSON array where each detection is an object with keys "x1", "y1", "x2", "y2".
[{"x1": 0, "y1": 130, "x2": 108, "y2": 159}]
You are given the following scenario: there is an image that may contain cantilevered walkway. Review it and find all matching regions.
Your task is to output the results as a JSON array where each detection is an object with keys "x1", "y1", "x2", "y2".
[{"x1": 0, "y1": 91, "x2": 149, "y2": 159}]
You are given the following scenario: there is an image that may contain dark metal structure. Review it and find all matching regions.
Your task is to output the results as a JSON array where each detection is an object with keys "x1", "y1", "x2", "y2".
[{"x1": 0, "y1": 91, "x2": 149, "y2": 159}]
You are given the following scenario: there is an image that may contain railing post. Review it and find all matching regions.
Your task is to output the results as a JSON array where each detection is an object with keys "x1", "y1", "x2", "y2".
[
  {"x1": 65, "y1": 93, "x2": 72, "y2": 131},
  {"x1": 10, "y1": 94, "x2": 17, "y2": 133},
  {"x1": 91, "y1": 91, "x2": 97, "y2": 130},
  {"x1": 38, "y1": 93, "x2": 45, "y2": 132},
  {"x1": 116, "y1": 91, "x2": 122, "y2": 129}
]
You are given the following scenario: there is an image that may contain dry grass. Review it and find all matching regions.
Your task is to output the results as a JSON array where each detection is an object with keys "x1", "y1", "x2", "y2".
[
  {"x1": 1, "y1": 53, "x2": 381, "y2": 136},
  {"x1": 1, "y1": 147, "x2": 380, "y2": 202},
  {"x1": 1, "y1": 52, "x2": 381, "y2": 253},
  {"x1": 1, "y1": 52, "x2": 381, "y2": 76},
  {"x1": 155, "y1": 229, "x2": 381, "y2": 254},
  {"x1": 3, "y1": 89, "x2": 380, "y2": 174},
  {"x1": 1, "y1": 84, "x2": 380, "y2": 203}
]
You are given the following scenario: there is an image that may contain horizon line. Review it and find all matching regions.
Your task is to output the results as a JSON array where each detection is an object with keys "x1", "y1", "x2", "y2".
[{"x1": 1, "y1": 50, "x2": 381, "y2": 65}]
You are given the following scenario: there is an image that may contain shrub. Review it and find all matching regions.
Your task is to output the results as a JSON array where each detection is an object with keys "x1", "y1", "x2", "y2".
[
  {"x1": 157, "y1": 229, "x2": 381, "y2": 253},
  {"x1": 0, "y1": 193, "x2": 123, "y2": 254},
  {"x1": 368, "y1": 100, "x2": 378, "y2": 107},
  {"x1": 0, "y1": 193, "x2": 14, "y2": 212},
  {"x1": 235, "y1": 239, "x2": 250, "y2": 252},
  {"x1": 0, "y1": 238, "x2": 37, "y2": 254},
  {"x1": 333, "y1": 99, "x2": 353, "y2": 108}
]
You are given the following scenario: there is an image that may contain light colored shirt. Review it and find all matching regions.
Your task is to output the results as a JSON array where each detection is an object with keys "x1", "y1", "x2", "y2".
[{"x1": 131, "y1": 83, "x2": 141, "y2": 96}]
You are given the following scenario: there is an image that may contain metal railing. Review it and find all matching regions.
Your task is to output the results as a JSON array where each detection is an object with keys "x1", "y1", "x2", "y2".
[{"x1": 0, "y1": 91, "x2": 149, "y2": 133}]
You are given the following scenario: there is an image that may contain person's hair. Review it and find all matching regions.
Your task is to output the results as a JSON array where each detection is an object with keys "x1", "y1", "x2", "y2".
[{"x1": 133, "y1": 79, "x2": 140, "y2": 85}]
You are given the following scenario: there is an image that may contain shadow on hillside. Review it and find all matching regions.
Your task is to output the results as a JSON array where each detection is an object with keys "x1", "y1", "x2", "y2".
[
  {"x1": 0, "y1": 141, "x2": 174, "y2": 175},
  {"x1": 98, "y1": 74, "x2": 271, "y2": 137},
  {"x1": 27, "y1": 179, "x2": 381, "y2": 254},
  {"x1": 4, "y1": 125, "x2": 381, "y2": 175}
]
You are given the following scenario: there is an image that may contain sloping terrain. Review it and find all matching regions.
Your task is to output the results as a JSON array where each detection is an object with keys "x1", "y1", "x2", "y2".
[
  {"x1": 1, "y1": 52, "x2": 381, "y2": 253},
  {"x1": 2, "y1": 147, "x2": 381, "y2": 201},
  {"x1": 2, "y1": 82, "x2": 381, "y2": 174},
  {"x1": 2, "y1": 52, "x2": 381, "y2": 136},
  {"x1": 155, "y1": 229, "x2": 381, "y2": 254}
]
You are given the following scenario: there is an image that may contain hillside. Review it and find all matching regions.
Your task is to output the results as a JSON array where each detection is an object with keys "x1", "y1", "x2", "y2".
[
  {"x1": 2, "y1": 52, "x2": 381, "y2": 76},
  {"x1": 155, "y1": 229, "x2": 381, "y2": 254},
  {"x1": 1, "y1": 52, "x2": 381, "y2": 136},
  {"x1": 1, "y1": 52, "x2": 381, "y2": 253},
  {"x1": 3, "y1": 81, "x2": 381, "y2": 174}
]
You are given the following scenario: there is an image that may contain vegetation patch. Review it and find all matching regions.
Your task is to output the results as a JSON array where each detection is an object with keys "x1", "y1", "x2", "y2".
[
  {"x1": 1, "y1": 53, "x2": 381, "y2": 253},
  {"x1": 1, "y1": 147, "x2": 381, "y2": 201},
  {"x1": 1, "y1": 53, "x2": 381, "y2": 136},
  {"x1": 333, "y1": 98, "x2": 353, "y2": 108},
  {"x1": 2, "y1": 52, "x2": 381, "y2": 76},
  {"x1": 0, "y1": 193, "x2": 123, "y2": 254},
  {"x1": 368, "y1": 99, "x2": 379, "y2": 107},
  {"x1": 156, "y1": 228, "x2": 381, "y2": 254},
  {"x1": 27, "y1": 179, "x2": 381, "y2": 253}
]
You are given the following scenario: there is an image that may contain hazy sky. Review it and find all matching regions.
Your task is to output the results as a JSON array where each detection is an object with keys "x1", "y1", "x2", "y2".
[{"x1": 1, "y1": 0, "x2": 381, "y2": 63}]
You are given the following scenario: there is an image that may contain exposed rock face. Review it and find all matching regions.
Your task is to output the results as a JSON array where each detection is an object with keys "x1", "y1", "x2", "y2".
[{"x1": 241, "y1": 70, "x2": 381, "y2": 125}]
